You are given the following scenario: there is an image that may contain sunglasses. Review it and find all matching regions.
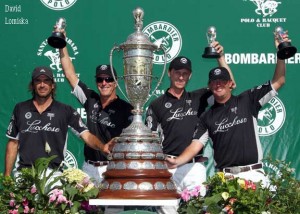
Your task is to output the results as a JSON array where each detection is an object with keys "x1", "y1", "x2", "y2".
[{"x1": 96, "y1": 77, "x2": 115, "y2": 83}]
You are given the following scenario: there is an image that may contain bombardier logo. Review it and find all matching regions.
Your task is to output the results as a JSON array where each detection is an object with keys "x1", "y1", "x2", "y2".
[
  {"x1": 143, "y1": 21, "x2": 182, "y2": 64},
  {"x1": 258, "y1": 96, "x2": 285, "y2": 136},
  {"x1": 241, "y1": 0, "x2": 286, "y2": 28},
  {"x1": 36, "y1": 37, "x2": 80, "y2": 83},
  {"x1": 40, "y1": 0, "x2": 77, "y2": 10}
]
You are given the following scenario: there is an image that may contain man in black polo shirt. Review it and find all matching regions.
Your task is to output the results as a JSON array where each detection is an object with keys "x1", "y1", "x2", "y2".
[
  {"x1": 166, "y1": 35, "x2": 287, "y2": 188},
  {"x1": 58, "y1": 36, "x2": 133, "y2": 187},
  {"x1": 145, "y1": 41, "x2": 235, "y2": 214},
  {"x1": 4, "y1": 66, "x2": 110, "y2": 178}
]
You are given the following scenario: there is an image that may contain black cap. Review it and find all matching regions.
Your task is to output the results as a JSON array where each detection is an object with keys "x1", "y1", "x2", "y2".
[
  {"x1": 209, "y1": 67, "x2": 231, "y2": 83},
  {"x1": 95, "y1": 64, "x2": 117, "y2": 79},
  {"x1": 169, "y1": 56, "x2": 192, "y2": 72},
  {"x1": 32, "y1": 66, "x2": 53, "y2": 80}
]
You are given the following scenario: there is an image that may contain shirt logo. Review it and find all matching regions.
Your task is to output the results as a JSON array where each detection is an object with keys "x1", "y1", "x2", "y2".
[
  {"x1": 213, "y1": 116, "x2": 248, "y2": 134},
  {"x1": 257, "y1": 96, "x2": 285, "y2": 136},
  {"x1": 25, "y1": 112, "x2": 32, "y2": 119},
  {"x1": 47, "y1": 113, "x2": 55, "y2": 120},
  {"x1": 21, "y1": 120, "x2": 60, "y2": 133},
  {"x1": 165, "y1": 102, "x2": 172, "y2": 108},
  {"x1": 40, "y1": 0, "x2": 77, "y2": 10},
  {"x1": 166, "y1": 107, "x2": 197, "y2": 121},
  {"x1": 143, "y1": 21, "x2": 182, "y2": 64}
]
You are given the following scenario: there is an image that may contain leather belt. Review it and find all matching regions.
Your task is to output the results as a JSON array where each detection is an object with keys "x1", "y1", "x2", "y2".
[
  {"x1": 167, "y1": 155, "x2": 208, "y2": 163},
  {"x1": 221, "y1": 163, "x2": 263, "y2": 174},
  {"x1": 86, "y1": 160, "x2": 109, "y2": 167}
]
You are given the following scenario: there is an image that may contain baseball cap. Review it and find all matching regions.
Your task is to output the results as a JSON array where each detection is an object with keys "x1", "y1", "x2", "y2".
[
  {"x1": 95, "y1": 64, "x2": 117, "y2": 79},
  {"x1": 169, "y1": 56, "x2": 192, "y2": 72},
  {"x1": 32, "y1": 66, "x2": 53, "y2": 80},
  {"x1": 208, "y1": 67, "x2": 231, "y2": 83}
]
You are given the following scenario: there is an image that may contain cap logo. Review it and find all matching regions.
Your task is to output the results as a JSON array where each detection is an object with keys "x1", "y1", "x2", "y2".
[
  {"x1": 214, "y1": 68, "x2": 221, "y2": 75},
  {"x1": 180, "y1": 58, "x2": 188, "y2": 64},
  {"x1": 40, "y1": 69, "x2": 46, "y2": 73},
  {"x1": 100, "y1": 65, "x2": 108, "y2": 70}
]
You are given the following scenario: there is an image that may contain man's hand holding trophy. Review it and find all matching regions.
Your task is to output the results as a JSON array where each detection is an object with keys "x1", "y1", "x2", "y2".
[{"x1": 48, "y1": 17, "x2": 67, "y2": 49}]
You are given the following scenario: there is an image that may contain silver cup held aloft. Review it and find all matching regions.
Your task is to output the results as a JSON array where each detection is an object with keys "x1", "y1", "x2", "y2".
[
  {"x1": 202, "y1": 26, "x2": 220, "y2": 58},
  {"x1": 274, "y1": 26, "x2": 297, "y2": 60},
  {"x1": 110, "y1": 7, "x2": 167, "y2": 137},
  {"x1": 48, "y1": 17, "x2": 67, "y2": 49}
]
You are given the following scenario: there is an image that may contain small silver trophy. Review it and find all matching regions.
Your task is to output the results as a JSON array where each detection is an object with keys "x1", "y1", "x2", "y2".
[
  {"x1": 274, "y1": 26, "x2": 297, "y2": 59},
  {"x1": 47, "y1": 17, "x2": 67, "y2": 49},
  {"x1": 202, "y1": 26, "x2": 220, "y2": 58}
]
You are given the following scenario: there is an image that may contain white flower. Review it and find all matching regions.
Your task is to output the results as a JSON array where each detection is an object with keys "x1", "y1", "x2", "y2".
[{"x1": 45, "y1": 142, "x2": 51, "y2": 154}]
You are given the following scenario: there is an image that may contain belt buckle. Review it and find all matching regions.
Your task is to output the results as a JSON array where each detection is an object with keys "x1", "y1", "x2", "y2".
[{"x1": 230, "y1": 166, "x2": 241, "y2": 174}]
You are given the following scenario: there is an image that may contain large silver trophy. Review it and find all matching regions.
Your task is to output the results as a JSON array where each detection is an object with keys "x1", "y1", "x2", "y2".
[{"x1": 98, "y1": 7, "x2": 179, "y2": 199}]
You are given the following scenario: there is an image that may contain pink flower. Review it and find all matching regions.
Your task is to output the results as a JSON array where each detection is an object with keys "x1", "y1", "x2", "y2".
[
  {"x1": 10, "y1": 192, "x2": 15, "y2": 198},
  {"x1": 23, "y1": 206, "x2": 30, "y2": 213},
  {"x1": 56, "y1": 194, "x2": 67, "y2": 204},
  {"x1": 181, "y1": 188, "x2": 190, "y2": 202},
  {"x1": 49, "y1": 194, "x2": 57, "y2": 203},
  {"x1": 30, "y1": 208, "x2": 35, "y2": 213},
  {"x1": 9, "y1": 209, "x2": 18, "y2": 214},
  {"x1": 9, "y1": 199, "x2": 15, "y2": 207},
  {"x1": 30, "y1": 186, "x2": 37, "y2": 194},
  {"x1": 190, "y1": 185, "x2": 201, "y2": 197},
  {"x1": 22, "y1": 198, "x2": 29, "y2": 206}
]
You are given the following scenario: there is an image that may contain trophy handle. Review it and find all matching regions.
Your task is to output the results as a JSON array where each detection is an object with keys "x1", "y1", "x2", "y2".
[
  {"x1": 109, "y1": 45, "x2": 130, "y2": 102},
  {"x1": 145, "y1": 46, "x2": 167, "y2": 104}
]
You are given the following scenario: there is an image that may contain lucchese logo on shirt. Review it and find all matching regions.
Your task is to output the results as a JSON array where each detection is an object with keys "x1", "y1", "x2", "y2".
[
  {"x1": 166, "y1": 107, "x2": 197, "y2": 121},
  {"x1": 21, "y1": 120, "x2": 60, "y2": 133},
  {"x1": 90, "y1": 110, "x2": 116, "y2": 128},
  {"x1": 213, "y1": 116, "x2": 247, "y2": 134}
]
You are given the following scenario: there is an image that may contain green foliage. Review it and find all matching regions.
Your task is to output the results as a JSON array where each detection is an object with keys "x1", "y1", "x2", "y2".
[
  {"x1": 0, "y1": 155, "x2": 102, "y2": 214},
  {"x1": 178, "y1": 158, "x2": 300, "y2": 214}
]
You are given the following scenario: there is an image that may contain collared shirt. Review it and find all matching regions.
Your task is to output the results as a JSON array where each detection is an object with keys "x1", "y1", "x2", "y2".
[
  {"x1": 193, "y1": 80, "x2": 277, "y2": 169},
  {"x1": 6, "y1": 99, "x2": 88, "y2": 169},
  {"x1": 145, "y1": 88, "x2": 212, "y2": 156},
  {"x1": 73, "y1": 80, "x2": 133, "y2": 161}
]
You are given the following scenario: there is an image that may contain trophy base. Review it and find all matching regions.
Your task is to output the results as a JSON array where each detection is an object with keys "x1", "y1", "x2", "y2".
[
  {"x1": 202, "y1": 47, "x2": 221, "y2": 58},
  {"x1": 47, "y1": 32, "x2": 66, "y2": 49},
  {"x1": 277, "y1": 42, "x2": 297, "y2": 60}
]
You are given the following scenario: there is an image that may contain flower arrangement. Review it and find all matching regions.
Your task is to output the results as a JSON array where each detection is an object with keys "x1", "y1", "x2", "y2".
[
  {"x1": 0, "y1": 156, "x2": 102, "y2": 214},
  {"x1": 178, "y1": 157, "x2": 300, "y2": 214}
]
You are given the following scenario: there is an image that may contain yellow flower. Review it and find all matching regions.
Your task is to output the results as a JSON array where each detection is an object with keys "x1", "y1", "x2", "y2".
[
  {"x1": 217, "y1": 172, "x2": 226, "y2": 183},
  {"x1": 237, "y1": 179, "x2": 246, "y2": 189}
]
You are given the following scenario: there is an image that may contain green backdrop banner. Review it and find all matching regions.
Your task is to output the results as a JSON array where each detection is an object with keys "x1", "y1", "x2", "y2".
[{"x1": 1, "y1": 0, "x2": 299, "y2": 179}]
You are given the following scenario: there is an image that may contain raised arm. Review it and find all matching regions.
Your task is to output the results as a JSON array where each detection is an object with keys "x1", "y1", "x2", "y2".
[
  {"x1": 5, "y1": 139, "x2": 19, "y2": 176},
  {"x1": 271, "y1": 33, "x2": 288, "y2": 91},
  {"x1": 54, "y1": 27, "x2": 78, "y2": 89},
  {"x1": 212, "y1": 41, "x2": 236, "y2": 89}
]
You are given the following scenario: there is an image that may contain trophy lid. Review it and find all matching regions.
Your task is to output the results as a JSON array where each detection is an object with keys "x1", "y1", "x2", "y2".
[{"x1": 121, "y1": 7, "x2": 157, "y2": 50}]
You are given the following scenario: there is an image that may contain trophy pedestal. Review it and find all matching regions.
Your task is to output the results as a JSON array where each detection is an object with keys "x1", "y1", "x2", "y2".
[
  {"x1": 98, "y1": 134, "x2": 179, "y2": 199},
  {"x1": 47, "y1": 32, "x2": 66, "y2": 49},
  {"x1": 277, "y1": 42, "x2": 297, "y2": 59},
  {"x1": 202, "y1": 47, "x2": 220, "y2": 58}
]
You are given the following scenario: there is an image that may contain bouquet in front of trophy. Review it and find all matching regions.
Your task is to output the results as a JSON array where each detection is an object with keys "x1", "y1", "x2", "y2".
[
  {"x1": 177, "y1": 157, "x2": 300, "y2": 214},
  {"x1": 0, "y1": 155, "x2": 102, "y2": 214}
]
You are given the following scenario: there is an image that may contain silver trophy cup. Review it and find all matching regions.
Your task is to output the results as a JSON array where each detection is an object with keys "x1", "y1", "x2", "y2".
[
  {"x1": 99, "y1": 7, "x2": 178, "y2": 200},
  {"x1": 110, "y1": 7, "x2": 167, "y2": 137},
  {"x1": 202, "y1": 26, "x2": 220, "y2": 58},
  {"x1": 48, "y1": 17, "x2": 67, "y2": 49},
  {"x1": 274, "y1": 26, "x2": 297, "y2": 60}
]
